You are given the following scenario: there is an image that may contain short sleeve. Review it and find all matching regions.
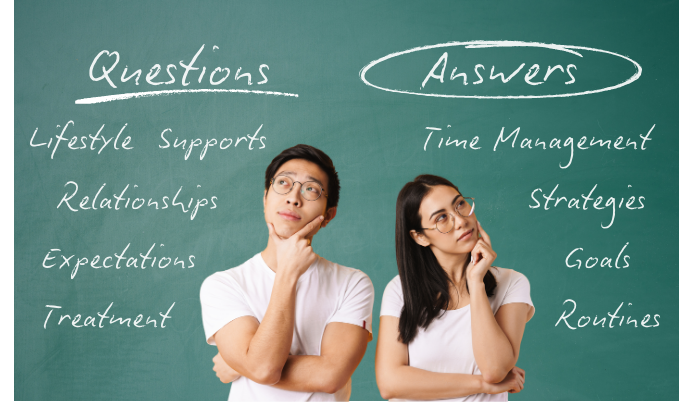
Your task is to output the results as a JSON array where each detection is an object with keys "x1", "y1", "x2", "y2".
[
  {"x1": 199, "y1": 273, "x2": 255, "y2": 345},
  {"x1": 379, "y1": 276, "x2": 404, "y2": 318},
  {"x1": 500, "y1": 271, "x2": 535, "y2": 318},
  {"x1": 328, "y1": 272, "x2": 375, "y2": 338}
]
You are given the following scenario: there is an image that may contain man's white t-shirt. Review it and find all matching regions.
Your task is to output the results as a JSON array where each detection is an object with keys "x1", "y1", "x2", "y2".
[
  {"x1": 380, "y1": 267, "x2": 534, "y2": 402},
  {"x1": 200, "y1": 253, "x2": 374, "y2": 401}
]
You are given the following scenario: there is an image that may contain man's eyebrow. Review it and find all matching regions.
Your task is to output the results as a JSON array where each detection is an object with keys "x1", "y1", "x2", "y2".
[
  {"x1": 275, "y1": 171, "x2": 296, "y2": 177},
  {"x1": 275, "y1": 171, "x2": 326, "y2": 190},
  {"x1": 305, "y1": 175, "x2": 325, "y2": 189},
  {"x1": 429, "y1": 195, "x2": 461, "y2": 220}
]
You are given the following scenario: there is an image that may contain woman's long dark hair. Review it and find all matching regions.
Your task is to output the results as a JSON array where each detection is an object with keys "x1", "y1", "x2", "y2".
[{"x1": 396, "y1": 175, "x2": 496, "y2": 344}]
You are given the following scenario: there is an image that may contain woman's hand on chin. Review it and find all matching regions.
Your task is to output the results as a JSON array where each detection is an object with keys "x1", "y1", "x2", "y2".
[{"x1": 466, "y1": 221, "x2": 496, "y2": 283}]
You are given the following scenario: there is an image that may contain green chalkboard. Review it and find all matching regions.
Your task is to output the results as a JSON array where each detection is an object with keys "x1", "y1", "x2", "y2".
[{"x1": 15, "y1": 1, "x2": 678, "y2": 400}]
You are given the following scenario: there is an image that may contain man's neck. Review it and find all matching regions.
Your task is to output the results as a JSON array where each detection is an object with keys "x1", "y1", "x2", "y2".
[{"x1": 261, "y1": 239, "x2": 278, "y2": 272}]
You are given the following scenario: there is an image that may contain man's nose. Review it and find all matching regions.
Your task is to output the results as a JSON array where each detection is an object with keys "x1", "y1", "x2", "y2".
[{"x1": 286, "y1": 182, "x2": 304, "y2": 206}]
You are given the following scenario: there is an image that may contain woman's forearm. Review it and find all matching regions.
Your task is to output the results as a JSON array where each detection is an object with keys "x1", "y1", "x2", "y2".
[
  {"x1": 469, "y1": 281, "x2": 516, "y2": 383},
  {"x1": 377, "y1": 365, "x2": 486, "y2": 400}
]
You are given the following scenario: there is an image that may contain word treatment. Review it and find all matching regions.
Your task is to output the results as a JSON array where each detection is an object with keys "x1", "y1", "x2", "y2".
[
  {"x1": 42, "y1": 243, "x2": 195, "y2": 279},
  {"x1": 57, "y1": 182, "x2": 218, "y2": 220},
  {"x1": 44, "y1": 302, "x2": 175, "y2": 329}
]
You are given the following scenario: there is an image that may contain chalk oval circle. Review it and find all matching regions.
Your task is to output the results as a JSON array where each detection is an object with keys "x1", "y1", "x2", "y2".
[{"x1": 359, "y1": 40, "x2": 642, "y2": 99}]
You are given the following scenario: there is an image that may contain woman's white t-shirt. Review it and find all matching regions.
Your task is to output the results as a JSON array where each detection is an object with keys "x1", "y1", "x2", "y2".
[
  {"x1": 201, "y1": 253, "x2": 374, "y2": 401},
  {"x1": 380, "y1": 267, "x2": 534, "y2": 402}
]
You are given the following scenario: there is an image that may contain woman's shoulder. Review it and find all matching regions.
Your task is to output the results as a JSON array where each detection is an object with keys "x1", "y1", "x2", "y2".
[
  {"x1": 383, "y1": 274, "x2": 402, "y2": 294},
  {"x1": 491, "y1": 266, "x2": 529, "y2": 282}
]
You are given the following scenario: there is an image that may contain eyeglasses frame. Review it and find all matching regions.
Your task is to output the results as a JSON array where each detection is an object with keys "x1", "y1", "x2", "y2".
[
  {"x1": 269, "y1": 176, "x2": 328, "y2": 201},
  {"x1": 421, "y1": 196, "x2": 475, "y2": 234}
]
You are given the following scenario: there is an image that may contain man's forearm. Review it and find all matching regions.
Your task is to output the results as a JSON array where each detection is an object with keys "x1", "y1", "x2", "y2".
[
  {"x1": 270, "y1": 355, "x2": 345, "y2": 394},
  {"x1": 219, "y1": 272, "x2": 299, "y2": 384}
]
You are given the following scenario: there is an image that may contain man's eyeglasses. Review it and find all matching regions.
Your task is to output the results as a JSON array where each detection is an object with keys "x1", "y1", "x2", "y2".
[
  {"x1": 270, "y1": 175, "x2": 327, "y2": 201},
  {"x1": 421, "y1": 197, "x2": 475, "y2": 234}
]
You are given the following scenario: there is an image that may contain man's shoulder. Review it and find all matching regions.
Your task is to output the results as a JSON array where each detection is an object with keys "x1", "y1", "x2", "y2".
[{"x1": 201, "y1": 254, "x2": 263, "y2": 291}]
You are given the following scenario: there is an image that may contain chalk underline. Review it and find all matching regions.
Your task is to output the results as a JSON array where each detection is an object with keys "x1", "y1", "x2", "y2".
[{"x1": 75, "y1": 89, "x2": 300, "y2": 104}]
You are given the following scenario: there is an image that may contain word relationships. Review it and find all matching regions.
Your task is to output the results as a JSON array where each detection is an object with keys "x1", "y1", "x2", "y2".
[
  {"x1": 556, "y1": 300, "x2": 660, "y2": 330},
  {"x1": 57, "y1": 182, "x2": 218, "y2": 220},
  {"x1": 529, "y1": 184, "x2": 645, "y2": 229},
  {"x1": 423, "y1": 124, "x2": 654, "y2": 169},
  {"x1": 42, "y1": 243, "x2": 195, "y2": 279},
  {"x1": 29, "y1": 121, "x2": 267, "y2": 160},
  {"x1": 566, "y1": 243, "x2": 630, "y2": 269},
  {"x1": 44, "y1": 302, "x2": 175, "y2": 329}
]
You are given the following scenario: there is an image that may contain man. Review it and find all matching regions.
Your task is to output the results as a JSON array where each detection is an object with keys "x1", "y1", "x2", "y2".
[{"x1": 200, "y1": 144, "x2": 374, "y2": 401}]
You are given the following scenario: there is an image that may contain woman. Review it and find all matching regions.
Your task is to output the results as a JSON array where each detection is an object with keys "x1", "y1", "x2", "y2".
[{"x1": 376, "y1": 175, "x2": 535, "y2": 401}]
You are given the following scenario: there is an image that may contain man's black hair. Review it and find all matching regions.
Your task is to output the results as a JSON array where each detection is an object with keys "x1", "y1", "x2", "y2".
[{"x1": 264, "y1": 144, "x2": 340, "y2": 210}]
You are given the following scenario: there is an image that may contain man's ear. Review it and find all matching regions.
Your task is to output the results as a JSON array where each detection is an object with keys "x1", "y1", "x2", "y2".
[
  {"x1": 409, "y1": 230, "x2": 430, "y2": 247},
  {"x1": 320, "y1": 206, "x2": 337, "y2": 228},
  {"x1": 263, "y1": 189, "x2": 267, "y2": 208}
]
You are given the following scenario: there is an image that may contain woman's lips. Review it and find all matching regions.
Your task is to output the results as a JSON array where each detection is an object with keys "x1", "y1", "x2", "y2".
[
  {"x1": 458, "y1": 229, "x2": 473, "y2": 241},
  {"x1": 278, "y1": 211, "x2": 301, "y2": 221}
]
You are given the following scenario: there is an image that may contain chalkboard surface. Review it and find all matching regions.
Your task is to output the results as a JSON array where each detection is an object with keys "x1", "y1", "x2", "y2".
[{"x1": 15, "y1": 1, "x2": 678, "y2": 400}]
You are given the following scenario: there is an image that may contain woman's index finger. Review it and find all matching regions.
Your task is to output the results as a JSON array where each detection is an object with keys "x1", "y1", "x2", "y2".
[{"x1": 477, "y1": 220, "x2": 492, "y2": 246}]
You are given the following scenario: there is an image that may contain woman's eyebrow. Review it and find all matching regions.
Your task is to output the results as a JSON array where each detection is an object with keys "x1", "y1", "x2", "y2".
[
  {"x1": 429, "y1": 195, "x2": 462, "y2": 219},
  {"x1": 429, "y1": 208, "x2": 446, "y2": 220}
]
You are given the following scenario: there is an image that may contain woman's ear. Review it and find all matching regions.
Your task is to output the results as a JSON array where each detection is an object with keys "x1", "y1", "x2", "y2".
[
  {"x1": 320, "y1": 206, "x2": 337, "y2": 228},
  {"x1": 410, "y1": 230, "x2": 430, "y2": 247}
]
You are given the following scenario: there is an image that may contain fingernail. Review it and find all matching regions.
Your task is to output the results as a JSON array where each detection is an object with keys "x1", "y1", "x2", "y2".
[{"x1": 320, "y1": 215, "x2": 324, "y2": 220}]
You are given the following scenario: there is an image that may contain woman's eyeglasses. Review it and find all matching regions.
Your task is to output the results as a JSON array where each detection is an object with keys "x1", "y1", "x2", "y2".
[{"x1": 422, "y1": 197, "x2": 475, "y2": 234}]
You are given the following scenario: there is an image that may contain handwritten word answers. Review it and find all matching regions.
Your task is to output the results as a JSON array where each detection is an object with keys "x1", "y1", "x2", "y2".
[
  {"x1": 42, "y1": 243, "x2": 195, "y2": 279},
  {"x1": 160, "y1": 124, "x2": 266, "y2": 160},
  {"x1": 529, "y1": 184, "x2": 645, "y2": 229},
  {"x1": 44, "y1": 302, "x2": 175, "y2": 329},
  {"x1": 423, "y1": 125, "x2": 654, "y2": 169},
  {"x1": 556, "y1": 300, "x2": 659, "y2": 330},
  {"x1": 566, "y1": 243, "x2": 630, "y2": 269},
  {"x1": 30, "y1": 121, "x2": 132, "y2": 159},
  {"x1": 57, "y1": 182, "x2": 218, "y2": 220},
  {"x1": 360, "y1": 40, "x2": 642, "y2": 99}
]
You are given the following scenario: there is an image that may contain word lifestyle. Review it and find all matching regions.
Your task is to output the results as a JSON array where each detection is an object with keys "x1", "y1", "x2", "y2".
[
  {"x1": 529, "y1": 184, "x2": 645, "y2": 229},
  {"x1": 57, "y1": 182, "x2": 218, "y2": 220},
  {"x1": 44, "y1": 302, "x2": 175, "y2": 329},
  {"x1": 556, "y1": 299, "x2": 660, "y2": 330},
  {"x1": 30, "y1": 121, "x2": 132, "y2": 159},
  {"x1": 159, "y1": 124, "x2": 266, "y2": 160},
  {"x1": 423, "y1": 124, "x2": 654, "y2": 169},
  {"x1": 566, "y1": 243, "x2": 630, "y2": 269},
  {"x1": 42, "y1": 243, "x2": 195, "y2": 279}
]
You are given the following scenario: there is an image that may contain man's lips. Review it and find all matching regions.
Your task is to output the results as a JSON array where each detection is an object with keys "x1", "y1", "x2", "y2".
[
  {"x1": 457, "y1": 229, "x2": 473, "y2": 241},
  {"x1": 278, "y1": 211, "x2": 301, "y2": 221}
]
